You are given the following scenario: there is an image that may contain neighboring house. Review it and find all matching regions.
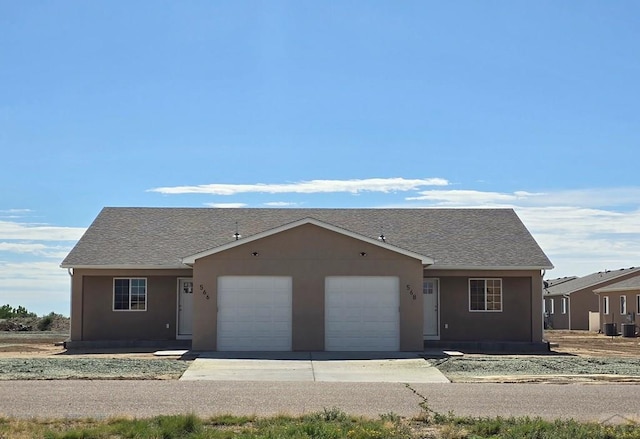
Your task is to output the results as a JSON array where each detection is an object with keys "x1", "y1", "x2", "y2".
[
  {"x1": 544, "y1": 267, "x2": 640, "y2": 330},
  {"x1": 594, "y1": 275, "x2": 640, "y2": 333},
  {"x1": 61, "y1": 207, "x2": 553, "y2": 351}
]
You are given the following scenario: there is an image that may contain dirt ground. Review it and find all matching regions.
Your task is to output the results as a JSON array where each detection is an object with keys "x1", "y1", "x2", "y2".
[{"x1": 545, "y1": 329, "x2": 640, "y2": 357}]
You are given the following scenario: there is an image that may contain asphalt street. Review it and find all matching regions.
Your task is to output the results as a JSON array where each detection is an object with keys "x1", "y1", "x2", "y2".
[{"x1": 1, "y1": 380, "x2": 638, "y2": 423}]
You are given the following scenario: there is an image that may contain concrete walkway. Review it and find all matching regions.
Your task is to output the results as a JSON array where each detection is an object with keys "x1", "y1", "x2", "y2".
[{"x1": 179, "y1": 352, "x2": 450, "y2": 383}]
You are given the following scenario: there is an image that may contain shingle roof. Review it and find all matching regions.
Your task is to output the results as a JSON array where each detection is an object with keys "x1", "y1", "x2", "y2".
[
  {"x1": 545, "y1": 276, "x2": 578, "y2": 288},
  {"x1": 594, "y1": 275, "x2": 640, "y2": 293},
  {"x1": 545, "y1": 267, "x2": 640, "y2": 296},
  {"x1": 60, "y1": 207, "x2": 553, "y2": 269}
]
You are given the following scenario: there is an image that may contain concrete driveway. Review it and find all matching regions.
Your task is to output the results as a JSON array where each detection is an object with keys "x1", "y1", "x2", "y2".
[{"x1": 179, "y1": 352, "x2": 449, "y2": 383}]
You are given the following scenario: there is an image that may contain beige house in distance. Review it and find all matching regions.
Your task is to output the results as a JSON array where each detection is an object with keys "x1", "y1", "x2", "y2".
[
  {"x1": 594, "y1": 275, "x2": 640, "y2": 335},
  {"x1": 61, "y1": 207, "x2": 553, "y2": 351},
  {"x1": 544, "y1": 267, "x2": 640, "y2": 330}
]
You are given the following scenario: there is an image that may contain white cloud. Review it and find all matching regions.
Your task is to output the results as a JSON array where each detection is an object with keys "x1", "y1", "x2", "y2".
[
  {"x1": 204, "y1": 203, "x2": 248, "y2": 208},
  {"x1": 0, "y1": 242, "x2": 72, "y2": 258},
  {"x1": 0, "y1": 260, "x2": 71, "y2": 315},
  {"x1": 406, "y1": 189, "x2": 542, "y2": 205},
  {"x1": 0, "y1": 208, "x2": 32, "y2": 218},
  {"x1": 0, "y1": 220, "x2": 86, "y2": 241},
  {"x1": 149, "y1": 177, "x2": 450, "y2": 196}
]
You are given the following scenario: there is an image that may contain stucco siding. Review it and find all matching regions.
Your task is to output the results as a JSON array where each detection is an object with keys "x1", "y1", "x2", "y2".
[
  {"x1": 192, "y1": 223, "x2": 424, "y2": 351},
  {"x1": 426, "y1": 269, "x2": 542, "y2": 343},
  {"x1": 598, "y1": 291, "x2": 640, "y2": 331},
  {"x1": 70, "y1": 269, "x2": 192, "y2": 341}
]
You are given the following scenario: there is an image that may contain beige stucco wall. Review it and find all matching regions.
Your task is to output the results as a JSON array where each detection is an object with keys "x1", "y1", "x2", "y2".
[
  {"x1": 548, "y1": 273, "x2": 640, "y2": 331},
  {"x1": 69, "y1": 268, "x2": 192, "y2": 341},
  {"x1": 546, "y1": 292, "x2": 599, "y2": 330},
  {"x1": 597, "y1": 290, "x2": 640, "y2": 331},
  {"x1": 424, "y1": 269, "x2": 543, "y2": 343},
  {"x1": 191, "y1": 223, "x2": 424, "y2": 351}
]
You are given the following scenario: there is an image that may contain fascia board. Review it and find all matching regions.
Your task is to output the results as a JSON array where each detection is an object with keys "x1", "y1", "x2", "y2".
[{"x1": 59, "y1": 264, "x2": 191, "y2": 270}]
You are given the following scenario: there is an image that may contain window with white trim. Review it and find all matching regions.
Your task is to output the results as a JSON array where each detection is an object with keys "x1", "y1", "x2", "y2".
[
  {"x1": 603, "y1": 296, "x2": 609, "y2": 315},
  {"x1": 637, "y1": 295, "x2": 640, "y2": 314},
  {"x1": 114, "y1": 278, "x2": 147, "y2": 311},
  {"x1": 561, "y1": 297, "x2": 567, "y2": 314},
  {"x1": 620, "y1": 295, "x2": 627, "y2": 315},
  {"x1": 543, "y1": 298, "x2": 547, "y2": 314},
  {"x1": 469, "y1": 278, "x2": 502, "y2": 312},
  {"x1": 549, "y1": 298, "x2": 555, "y2": 315}
]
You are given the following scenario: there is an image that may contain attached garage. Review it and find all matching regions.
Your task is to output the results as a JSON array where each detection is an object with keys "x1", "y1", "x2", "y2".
[
  {"x1": 325, "y1": 276, "x2": 400, "y2": 351},
  {"x1": 217, "y1": 276, "x2": 292, "y2": 351}
]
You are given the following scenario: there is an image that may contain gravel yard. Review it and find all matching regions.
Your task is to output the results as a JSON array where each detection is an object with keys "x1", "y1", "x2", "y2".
[
  {"x1": 430, "y1": 355, "x2": 640, "y2": 383},
  {"x1": 0, "y1": 357, "x2": 190, "y2": 380},
  {"x1": 1, "y1": 330, "x2": 640, "y2": 382}
]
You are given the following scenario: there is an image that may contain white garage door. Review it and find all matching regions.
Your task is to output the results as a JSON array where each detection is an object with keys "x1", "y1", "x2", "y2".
[
  {"x1": 217, "y1": 276, "x2": 292, "y2": 351},
  {"x1": 325, "y1": 276, "x2": 400, "y2": 351}
]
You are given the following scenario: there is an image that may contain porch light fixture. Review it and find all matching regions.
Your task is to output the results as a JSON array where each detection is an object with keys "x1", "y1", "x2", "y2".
[
  {"x1": 360, "y1": 252, "x2": 367, "y2": 257},
  {"x1": 251, "y1": 251, "x2": 259, "y2": 256}
]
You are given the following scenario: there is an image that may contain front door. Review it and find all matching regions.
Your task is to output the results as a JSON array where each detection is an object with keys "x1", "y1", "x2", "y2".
[
  {"x1": 177, "y1": 278, "x2": 193, "y2": 338},
  {"x1": 423, "y1": 278, "x2": 440, "y2": 340}
]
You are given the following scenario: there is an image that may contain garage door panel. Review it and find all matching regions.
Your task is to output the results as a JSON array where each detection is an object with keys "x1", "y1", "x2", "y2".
[
  {"x1": 217, "y1": 276, "x2": 292, "y2": 351},
  {"x1": 325, "y1": 276, "x2": 400, "y2": 351}
]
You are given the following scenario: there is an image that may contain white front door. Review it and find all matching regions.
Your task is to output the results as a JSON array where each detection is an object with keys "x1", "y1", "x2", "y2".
[
  {"x1": 325, "y1": 276, "x2": 400, "y2": 351},
  {"x1": 177, "y1": 278, "x2": 194, "y2": 338},
  {"x1": 423, "y1": 278, "x2": 440, "y2": 340}
]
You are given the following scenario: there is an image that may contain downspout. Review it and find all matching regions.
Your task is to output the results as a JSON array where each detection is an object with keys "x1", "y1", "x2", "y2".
[
  {"x1": 67, "y1": 268, "x2": 73, "y2": 345},
  {"x1": 563, "y1": 294, "x2": 571, "y2": 330},
  {"x1": 540, "y1": 269, "x2": 546, "y2": 343}
]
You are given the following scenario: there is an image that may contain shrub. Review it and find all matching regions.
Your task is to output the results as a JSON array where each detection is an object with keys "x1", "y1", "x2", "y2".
[{"x1": 37, "y1": 312, "x2": 55, "y2": 331}]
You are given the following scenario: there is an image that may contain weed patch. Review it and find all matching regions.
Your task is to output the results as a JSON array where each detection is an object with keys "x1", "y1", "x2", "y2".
[{"x1": 0, "y1": 412, "x2": 639, "y2": 438}]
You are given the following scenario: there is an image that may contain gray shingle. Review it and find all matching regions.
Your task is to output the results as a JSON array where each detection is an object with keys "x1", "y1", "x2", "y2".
[
  {"x1": 61, "y1": 207, "x2": 553, "y2": 269},
  {"x1": 545, "y1": 267, "x2": 640, "y2": 296},
  {"x1": 594, "y1": 275, "x2": 640, "y2": 292}
]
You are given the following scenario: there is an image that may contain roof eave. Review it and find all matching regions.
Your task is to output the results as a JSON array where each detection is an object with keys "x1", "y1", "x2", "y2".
[
  {"x1": 60, "y1": 264, "x2": 191, "y2": 270},
  {"x1": 426, "y1": 265, "x2": 553, "y2": 271},
  {"x1": 594, "y1": 287, "x2": 640, "y2": 294}
]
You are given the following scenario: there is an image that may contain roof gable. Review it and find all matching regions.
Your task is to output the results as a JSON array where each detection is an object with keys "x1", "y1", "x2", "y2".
[{"x1": 181, "y1": 217, "x2": 435, "y2": 265}]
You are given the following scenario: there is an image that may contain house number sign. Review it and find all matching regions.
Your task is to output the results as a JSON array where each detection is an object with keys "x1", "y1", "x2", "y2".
[
  {"x1": 406, "y1": 284, "x2": 416, "y2": 300},
  {"x1": 199, "y1": 284, "x2": 210, "y2": 300}
]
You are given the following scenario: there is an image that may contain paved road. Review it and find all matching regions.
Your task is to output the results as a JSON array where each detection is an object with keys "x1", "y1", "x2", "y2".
[{"x1": 1, "y1": 381, "x2": 639, "y2": 423}]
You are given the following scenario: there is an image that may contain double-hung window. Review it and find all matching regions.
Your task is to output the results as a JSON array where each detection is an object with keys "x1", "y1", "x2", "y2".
[
  {"x1": 469, "y1": 278, "x2": 502, "y2": 312},
  {"x1": 603, "y1": 296, "x2": 609, "y2": 315},
  {"x1": 113, "y1": 278, "x2": 147, "y2": 311},
  {"x1": 637, "y1": 295, "x2": 640, "y2": 314},
  {"x1": 561, "y1": 297, "x2": 567, "y2": 314},
  {"x1": 620, "y1": 295, "x2": 627, "y2": 315}
]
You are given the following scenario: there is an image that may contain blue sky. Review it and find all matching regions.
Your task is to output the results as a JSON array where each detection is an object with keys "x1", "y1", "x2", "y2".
[{"x1": 1, "y1": 1, "x2": 639, "y2": 315}]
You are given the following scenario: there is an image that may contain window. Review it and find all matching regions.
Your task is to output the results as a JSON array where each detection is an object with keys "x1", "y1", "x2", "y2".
[
  {"x1": 113, "y1": 278, "x2": 147, "y2": 311},
  {"x1": 543, "y1": 298, "x2": 547, "y2": 314},
  {"x1": 620, "y1": 295, "x2": 627, "y2": 315},
  {"x1": 561, "y1": 297, "x2": 567, "y2": 314},
  {"x1": 637, "y1": 295, "x2": 640, "y2": 314},
  {"x1": 549, "y1": 298, "x2": 555, "y2": 315},
  {"x1": 469, "y1": 279, "x2": 502, "y2": 312},
  {"x1": 603, "y1": 296, "x2": 609, "y2": 315}
]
